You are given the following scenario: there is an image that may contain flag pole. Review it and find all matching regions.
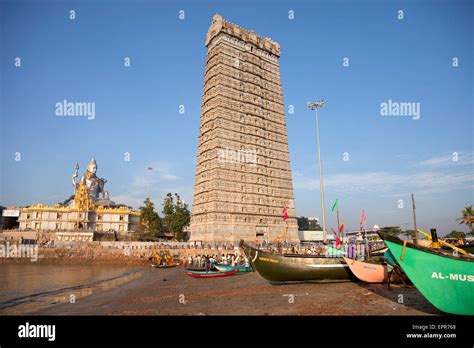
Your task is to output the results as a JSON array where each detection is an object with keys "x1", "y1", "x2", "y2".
[
  {"x1": 364, "y1": 210, "x2": 367, "y2": 233},
  {"x1": 363, "y1": 210, "x2": 369, "y2": 259},
  {"x1": 411, "y1": 193, "x2": 419, "y2": 245},
  {"x1": 336, "y1": 207, "x2": 341, "y2": 245}
]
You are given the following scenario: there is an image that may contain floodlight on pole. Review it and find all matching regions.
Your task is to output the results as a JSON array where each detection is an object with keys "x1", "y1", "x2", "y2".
[{"x1": 307, "y1": 100, "x2": 327, "y2": 241}]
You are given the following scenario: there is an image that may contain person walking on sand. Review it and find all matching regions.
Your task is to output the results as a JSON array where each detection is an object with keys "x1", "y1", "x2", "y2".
[
  {"x1": 209, "y1": 255, "x2": 216, "y2": 269},
  {"x1": 244, "y1": 257, "x2": 250, "y2": 272},
  {"x1": 234, "y1": 254, "x2": 241, "y2": 266},
  {"x1": 183, "y1": 256, "x2": 188, "y2": 268}
]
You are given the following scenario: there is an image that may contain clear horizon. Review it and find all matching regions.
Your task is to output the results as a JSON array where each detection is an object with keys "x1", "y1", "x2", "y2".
[{"x1": 1, "y1": 0, "x2": 472, "y2": 235}]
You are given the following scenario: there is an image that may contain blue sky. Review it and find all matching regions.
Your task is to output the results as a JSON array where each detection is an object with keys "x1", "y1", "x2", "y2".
[{"x1": 1, "y1": 0, "x2": 472, "y2": 234}]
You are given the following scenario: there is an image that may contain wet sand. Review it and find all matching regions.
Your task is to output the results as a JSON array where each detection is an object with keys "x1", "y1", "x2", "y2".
[
  {"x1": 0, "y1": 265, "x2": 442, "y2": 316},
  {"x1": 0, "y1": 265, "x2": 143, "y2": 314}
]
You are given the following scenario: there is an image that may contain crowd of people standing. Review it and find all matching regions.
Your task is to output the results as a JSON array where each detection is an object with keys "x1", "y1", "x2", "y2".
[{"x1": 183, "y1": 253, "x2": 249, "y2": 271}]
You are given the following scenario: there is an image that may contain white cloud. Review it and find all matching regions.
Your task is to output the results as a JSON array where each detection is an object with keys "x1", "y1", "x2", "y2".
[
  {"x1": 415, "y1": 152, "x2": 474, "y2": 169},
  {"x1": 132, "y1": 162, "x2": 179, "y2": 188},
  {"x1": 294, "y1": 153, "x2": 473, "y2": 233},
  {"x1": 294, "y1": 161, "x2": 473, "y2": 196}
]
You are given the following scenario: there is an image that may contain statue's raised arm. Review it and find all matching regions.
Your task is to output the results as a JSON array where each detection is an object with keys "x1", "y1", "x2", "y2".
[
  {"x1": 72, "y1": 162, "x2": 79, "y2": 193},
  {"x1": 99, "y1": 178, "x2": 109, "y2": 199}
]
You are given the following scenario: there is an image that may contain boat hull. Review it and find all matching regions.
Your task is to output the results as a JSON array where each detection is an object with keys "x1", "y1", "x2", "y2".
[
  {"x1": 379, "y1": 232, "x2": 474, "y2": 316},
  {"x1": 215, "y1": 264, "x2": 253, "y2": 273},
  {"x1": 184, "y1": 268, "x2": 238, "y2": 278},
  {"x1": 240, "y1": 241, "x2": 355, "y2": 283},
  {"x1": 343, "y1": 257, "x2": 387, "y2": 283}
]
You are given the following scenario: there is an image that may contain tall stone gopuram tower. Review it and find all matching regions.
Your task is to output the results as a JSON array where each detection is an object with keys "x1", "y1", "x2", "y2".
[{"x1": 190, "y1": 14, "x2": 298, "y2": 244}]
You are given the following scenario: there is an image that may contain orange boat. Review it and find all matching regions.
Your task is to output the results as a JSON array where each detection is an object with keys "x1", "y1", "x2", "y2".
[
  {"x1": 343, "y1": 257, "x2": 387, "y2": 283},
  {"x1": 343, "y1": 256, "x2": 407, "y2": 286}
]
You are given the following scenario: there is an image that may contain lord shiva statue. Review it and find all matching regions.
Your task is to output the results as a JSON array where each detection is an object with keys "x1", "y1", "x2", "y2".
[{"x1": 72, "y1": 158, "x2": 109, "y2": 202}]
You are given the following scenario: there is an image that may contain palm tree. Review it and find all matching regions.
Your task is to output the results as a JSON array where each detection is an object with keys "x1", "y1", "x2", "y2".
[{"x1": 456, "y1": 206, "x2": 474, "y2": 233}]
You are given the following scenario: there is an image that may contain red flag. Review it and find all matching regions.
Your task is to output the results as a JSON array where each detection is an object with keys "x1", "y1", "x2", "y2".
[
  {"x1": 283, "y1": 206, "x2": 288, "y2": 221},
  {"x1": 339, "y1": 223, "x2": 344, "y2": 234},
  {"x1": 331, "y1": 228, "x2": 341, "y2": 247},
  {"x1": 360, "y1": 210, "x2": 366, "y2": 225}
]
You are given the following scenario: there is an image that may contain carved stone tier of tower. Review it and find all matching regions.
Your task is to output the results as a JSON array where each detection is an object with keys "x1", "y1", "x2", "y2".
[{"x1": 190, "y1": 14, "x2": 298, "y2": 243}]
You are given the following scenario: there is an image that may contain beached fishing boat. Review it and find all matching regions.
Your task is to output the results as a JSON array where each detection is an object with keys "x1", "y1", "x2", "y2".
[
  {"x1": 378, "y1": 231, "x2": 474, "y2": 315},
  {"x1": 239, "y1": 240, "x2": 356, "y2": 283},
  {"x1": 343, "y1": 257, "x2": 388, "y2": 283},
  {"x1": 343, "y1": 251, "x2": 407, "y2": 285},
  {"x1": 184, "y1": 268, "x2": 239, "y2": 278},
  {"x1": 214, "y1": 264, "x2": 253, "y2": 273}
]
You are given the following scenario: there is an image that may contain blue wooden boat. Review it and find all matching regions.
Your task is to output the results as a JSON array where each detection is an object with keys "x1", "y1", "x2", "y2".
[
  {"x1": 184, "y1": 268, "x2": 238, "y2": 278},
  {"x1": 214, "y1": 264, "x2": 253, "y2": 273}
]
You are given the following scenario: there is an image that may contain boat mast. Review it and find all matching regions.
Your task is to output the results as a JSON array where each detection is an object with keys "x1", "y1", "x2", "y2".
[
  {"x1": 364, "y1": 211, "x2": 369, "y2": 259},
  {"x1": 336, "y1": 207, "x2": 341, "y2": 243},
  {"x1": 411, "y1": 193, "x2": 419, "y2": 245}
]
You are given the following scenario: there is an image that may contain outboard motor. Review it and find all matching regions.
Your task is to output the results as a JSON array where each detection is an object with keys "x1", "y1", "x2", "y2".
[{"x1": 430, "y1": 228, "x2": 441, "y2": 249}]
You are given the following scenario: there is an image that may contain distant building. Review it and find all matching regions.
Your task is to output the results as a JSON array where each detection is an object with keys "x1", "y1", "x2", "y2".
[
  {"x1": 1, "y1": 207, "x2": 20, "y2": 230},
  {"x1": 345, "y1": 229, "x2": 380, "y2": 242},
  {"x1": 13, "y1": 159, "x2": 141, "y2": 241},
  {"x1": 298, "y1": 230, "x2": 335, "y2": 243},
  {"x1": 18, "y1": 203, "x2": 140, "y2": 233}
]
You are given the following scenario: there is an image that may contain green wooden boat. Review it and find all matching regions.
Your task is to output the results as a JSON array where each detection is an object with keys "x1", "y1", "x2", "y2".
[
  {"x1": 214, "y1": 264, "x2": 254, "y2": 273},
  {"x1": 378, "y1": 232, "x2": 474, "y2": 316},
  {"x1": 239, "y1": 240, "x2": 356, "y2": 283}
]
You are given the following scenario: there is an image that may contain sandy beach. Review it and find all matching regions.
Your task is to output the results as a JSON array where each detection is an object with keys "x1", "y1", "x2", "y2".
[{"x1": 0, "y1": 264, "x2": 442, "y2": 316}]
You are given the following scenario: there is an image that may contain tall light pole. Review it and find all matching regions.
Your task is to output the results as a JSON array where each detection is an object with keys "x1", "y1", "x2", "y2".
[
  {"x1": 147, "y1": 167, "x2": 153, "y2": 199},
  {"x1": 307, "y1": 100, "x2": 327, "y2": 240}
]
